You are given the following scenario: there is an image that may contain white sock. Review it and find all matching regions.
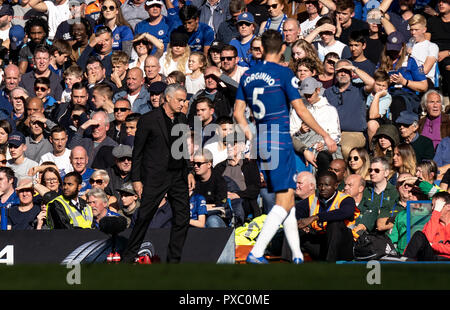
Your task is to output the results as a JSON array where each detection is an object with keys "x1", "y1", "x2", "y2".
[
  {"x1": 283, "y1": 207, "x2": 304, "y2": 261},
  {"x1": 251, "y1": 205, "x2": 287, "y2": 258}
]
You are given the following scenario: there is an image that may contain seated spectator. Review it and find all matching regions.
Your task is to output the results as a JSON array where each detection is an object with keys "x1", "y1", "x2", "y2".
[
  {"x1": 7, "y1": 177, "x2": 41, "y2": 230},
  {"x1": 347, "y1": 147, "x2": 371, "y2": 181},
  {"x1": 294, "y1": 58, "x2": 320, "y2": 83},
  {"x1": 9, "y1": 87, "x2": 29, "y2": 124},
  {"x1": 248, "y1": 36, "x2": 263, "y2": 67},
  {"x1": 215, "y1": 132, "x2": 261, "y2": 226},
  {"x1": 0, "y1": 167, "x2": 20, "y2": 228},
  {"x1": 86, "y1": 169, "x2": 119, "y2": 212},
  {"x1": 418, "y1": 90, "x2": 450, "y2": 149},
  {"x1": 110, "y1": 51, "x2": 130, "y2": 90},
  {"x1": 403, "y1": 191, "x2": 450, "y2": 260},
  {"x1": 40, "y1": 126, "x2": 73, "y2": 178},
  {"x1": 366, "y1": 70, "x2": 392, "y2": 143},
  {"x1": 215, "y1": 0, "x2": 245, "y2": 45},
  {"x1": 378, "y1": 28, "x2": 428, "y2": 119},
  {"x1": 0, "y1": 120, "x2": 12, "y2": 159},
  {"x1": 258, "y1": 0, "x2": 287, "y2": 36},
  {"x1": 344, "y1": 174, "x2": 377, "y2": 238},
  {"x1": 189, "y1": 192, "x2": 207, "y2": 228},
  {"x1": 408, "y1": 14, "x2": 439, "y2": 90},
  {"x1": 281, "y1": 18, "x2": 301, "y2": 64},
  {"x1": 207, "y1": 40, "x2": 224, "y2": 69},
  {"x1": 19, "y1": 17, "x2": 52, "y2": 74},
  {"x1": 328, "y1": 159, "x2": 347, "y2": 191},
  {"x1": 54, "y1": 0, "x2": 95, "y2": 42},
  {"x1": 24, "y1": 113, "x2": 52, "y2": 163},
  {"x1": 148, "y1": 81, "x2": 167, "y2": 109},
  {"x1": 220, "y1": 44, "x2": 248, "y2": 84},
  {"x1": 159, "y1": 30, "x2": 191, "y2": 77},
  {"x1": 60, "y1": 65, "x2": 84, "y2": 104},
  {"x1": 33, "y1": 77, "x2": 57, "y2": 117},
  {"x1": 116, "y1": 182, "x2": 140, "y2": 228},
  {"x1": 186, "y1": 52, "x2": 206, "y2": 96},
  {"x1": 334, "y1": 0, "x2": 368, "y2": 46},
  {"x1": 295, "y1": 171, "x2": 316, "y2": 203},
  {"x1": 363, "y1": 157, "x2": 399, "y2": 216},
  {"x1": 45, "y1": 171, "x2": 94, "y2": 229},
  {"x1": 48, "y1": 39, "x2": 71, "y2": 78},
  {"x1": 416, "y1": 160, "x2": 440, "y2": 186},
  {"x1": 230, "y1": 12, "x2": 257, "y2": 68},
  {"x1": 176, "y1": 5, "x2": 215, "y2": 54},
  {"x1": 124, "y1": 113, "x2": 140, "y2": 145},
  {"x1": 113, "y1": 68, "x2": 151, "y2": 114},
  {"x1": 204, "y1": 115, "x2": 234, "y2": 167},
  {"x1": 305, "y1": 16, "x2": 351, "y2": 61},
  {"x1": 434, "y1": 137, "x2": 450, "y2": 179},
  {"x1": 296, "y1": 171, "x2": 357, "y2": 262},
  {"x1": 19, "y1": 45, "x2": 64, "y2": 101},
  {"x1": 390, "y1": 143, "x2": 417, "y2": 185},
  {"x1": 348, "y1": 31, "x2": 376, "y2": 80},
  {"x1": 193, "y1": 149, "x2": 229, "y2": 227},
  {"x1": 120, "y1": 0, "x2": 149, "y2": 30},
  {"x1": 32, "y1": 165, "x2": 63, "y2": 198},
  {"x1": 68, "y1": 111, "x2": 118, "y2": 168},
  {"x1": 291, "y1": 77, "x2": 342, "y2": 163},
  {"x1": 129, "y1": 33, "x2": 164, "y2": 71},
  {"x1": 77, "y1": 26, "x2": 114, "y2": 77},
  {"x1": 105, "y1": 144, "x2": 132, "y2": 202},
  {"x1": 95, "y1": 0, "x2": 134, "y2": 56},
  {"x1": 92, "y1": 83, "x2": 115, "y2": 118},
  {"x1": 7, "y1": 131, "x2": 38, "y2": 180},
  {"x1": 396, "y1": 110, "x2": 435, "y2": 163},
  {"x1": 86, "y1": 187, "x2": 120, "y2": 229},
  {"x1": 69, "y1": 146, "x2": 94, "y2": 197},
  {"x1": 107, "y1": 99, "x2": 131, "y2": 144},
  {"x1": 289, "y1": 39, "x2": 323, "y2": 73},
  {"x1": 324, "y1": 59, "x2": 374, "y2": 159},
  {"x1": 317, "y1": 52, "x2": 339, "y2": 89},
  {"x1": 84, "y1": 57, "x2": 117, "y2": 95},
  {"x1": 371, "y1": 124, "x2": 400, "y2": 165}
]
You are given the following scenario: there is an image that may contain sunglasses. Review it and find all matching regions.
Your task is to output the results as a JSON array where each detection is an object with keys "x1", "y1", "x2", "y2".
[
  {"x1": 193, "y1": 161, "x2": 208, "y2": 167},
  {"x1": 348, "y1": 156, "x2": 360, "y2": 162},
  {"x1": 397, "y1": 181, "x2": 413, "y2": 188},
  {"x1": 134, "y1": 40, "x2": 149, "y2": 46},
  {"x1": 118, "y1": 157, "x2": 132, "y2": 162},
  {"x1": 34, "y1": 86, "x2": 48, "y2": 92},
  {"x1": 336, "y1": 68, "x2": 352, "y2": 75},
  {"x1": 0, "y1": 160, "x2": 6, "y2": 164},
  {"x1": 89, "y1": 178, "x2": 104, "y2": 185},
  {"x1": 368, "y1": 168, "x2": 382, "y2": 173},
  {"x1": 148, "y1": 3, "x2": 162, "y2": 8},
  {"x1": 220, "y1": 56, "x2": 235, "y2": 61},
  {"x1": 266, "y1": 3, "x2": 278, "y2": 9},
  {"x1": 114, "y1": 107, "x2": 130, "y2": 113},
  {"x1": 251, "y1": 47, "x2": 261, "y2": 52},
  {"x1": 238, "y1": 22, "x2": 252, "y2": 27},
  {"x1": 326, "y1": 59, "x2": 337, "y2": 65},
  {"x1": 101, "y1": 5, "x2": 116, "y2": 11},
  {"x1": 204, "y1": 74, "x2": 218, "y2": 80}
]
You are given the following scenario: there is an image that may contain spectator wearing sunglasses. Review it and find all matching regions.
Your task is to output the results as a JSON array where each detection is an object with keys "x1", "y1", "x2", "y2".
[
  {"x1": 230, "y1": 12, "x2": 257, "y2": 68},
  {"x1": 106, "y1": 99, "x2": 132, "y2": 145},
  {"x1": 104, "y1": 144, "x2": 133, "y2": 202},
  {"x1": 85, "y1": 169, "x2": 119, "y2": 212},
  {"x1": 220, "y1": 44, "x2": 248, "y2": 84},
  {"x1": 361, "y1": 157, "x2": 399, "y2": 217}
]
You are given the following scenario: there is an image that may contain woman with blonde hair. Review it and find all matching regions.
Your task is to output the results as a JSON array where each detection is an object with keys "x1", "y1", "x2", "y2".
[
  {"x1": 259, "y1": 0, "x2": 288, "y2": 35},
  {"x1": 347, "y1": 147, "x2": 371, "y2": 180},
  {"x1": 390, "y1": 143, "x2": 417, "y2": 185},
  {"x1": 159, "y1": 31, "x2": 191, "y2": 77}
]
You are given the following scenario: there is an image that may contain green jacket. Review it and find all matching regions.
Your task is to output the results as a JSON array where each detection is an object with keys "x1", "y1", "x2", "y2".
[
  {"x1": 388, "y1": 210, "x2": 408, "y2": 255},
  {"x1": 362, "y1": 182, "x2": 399, "y2": 217}
]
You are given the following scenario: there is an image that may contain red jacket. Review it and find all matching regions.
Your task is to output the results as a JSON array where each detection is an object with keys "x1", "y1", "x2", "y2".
[{"x1": 422, "y1": 210, "x2": 450, "y2": 258}]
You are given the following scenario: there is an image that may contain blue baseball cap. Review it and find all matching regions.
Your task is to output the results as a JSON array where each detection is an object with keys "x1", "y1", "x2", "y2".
[
  {"x1": 9, "y1": 25, "x2": 25, "y2": 50},
  {"x1": 237, "y1": 12, "x2": 255, "y2": 24},
  {"x1": 395, "y1": 110, "x2": 419, "y2": 126},
  {"x1": 8, "y1": 131, "x2": 26, "y2": 147},
  {"x1": 386, "y1": 31, "x2": 405, "y2": 52}
]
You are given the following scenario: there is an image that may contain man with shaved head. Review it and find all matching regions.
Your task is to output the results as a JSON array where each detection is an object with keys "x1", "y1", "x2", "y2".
[
  {"x1": 113, "y1": 67, "x2": 151, "y2": 114},
  {"x1": 295, "y1": 171, "x2": 316, "y2": 200},
  {"x1": 70, "y1": 146, "x2": 94, "y2": 196},
  {"x1": 144, "y1": 55, "x2": 165, "y2": 87},
  {"x1": 69, "y1": 111, "x2": 118, "y2": 167},
  {"x1": 1, "y1": 64, "x2": 22, "y2": 118},
  {"x1": 328, "y1": 158, "x2": 347, "y2": 191}
]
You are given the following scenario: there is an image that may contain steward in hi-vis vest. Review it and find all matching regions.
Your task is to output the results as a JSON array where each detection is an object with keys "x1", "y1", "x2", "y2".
[
  {"x1": 46, "y1": 172, "x2": 94, "y2": 229},
  {"x1": 295, "y1": 171, "x2": 358, "y2": 262}
]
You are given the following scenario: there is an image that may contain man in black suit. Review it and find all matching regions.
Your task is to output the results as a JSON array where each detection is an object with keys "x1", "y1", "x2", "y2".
[{"x1": 121, "y1": 83, "x2": 195, "y2": 263}]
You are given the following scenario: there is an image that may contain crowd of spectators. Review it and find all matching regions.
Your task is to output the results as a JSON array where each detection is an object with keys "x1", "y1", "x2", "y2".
[{"x1": 0, "y1": 0, "x2": 449, "y2": 262}]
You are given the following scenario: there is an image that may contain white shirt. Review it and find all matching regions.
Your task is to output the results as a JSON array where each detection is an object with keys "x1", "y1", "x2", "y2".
[
  {"x1": 300, "y1": 15, "x2": 321, "y2": 40},
  {"x1": 204, "y1": 140, "x2": 228, "y2": 167},
  {"x1": 411, "y1": 40, "x2": 439, "y2": 84},
  {"x1": 316, "y1": 40, "x2": 348, "y2": 61},
  {"x1": 228, "y1": 66, "x2": 248, "y2": 84},
  {"x1": 44, "y1": 0, "x2": 71, "y2": 39},
  {"x1": 186, "y1": 73, "x2": 205, "y2": 95},
  {"x1": 40, "y1": 148, "x2": 73, "y2": 177},
  {"x1": 0, "y1": 25, "x2": 10, "y2": 42},
  {"x1": 159, "y1": 51, "x2": 191, "y2": 77},
  {"x1": 290, "y1": 96, "x2": 341, "y2": 143}
]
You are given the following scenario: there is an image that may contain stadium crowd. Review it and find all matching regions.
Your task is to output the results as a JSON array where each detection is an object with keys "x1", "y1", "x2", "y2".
[{"x1": 0, "y1": 0, "x2": 449, "y2": 262}]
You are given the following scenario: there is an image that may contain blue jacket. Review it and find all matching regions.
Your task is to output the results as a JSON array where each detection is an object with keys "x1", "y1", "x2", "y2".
[{"x1": 113, "y1": 86, "x2": 152, "y2": 115}]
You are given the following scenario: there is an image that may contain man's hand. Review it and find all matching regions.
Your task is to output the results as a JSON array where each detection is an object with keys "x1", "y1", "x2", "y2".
[
  {"x1": 303, "y1": 149, "x2": 317, "y2": 168},
  {"x1": 188, "y1": 173, "x2": 195, "y2": 192},
  {"x1": 80, "y1": 118, "x2": 101, "y2": 130},
  {"x1": 323, "y1": 134, "x2": 337, "y2": 153},
  {"x1": 30, "y1": 114, "x2": 47, "y2": 125},
  {"x1": 297, "y1": 215, "x2": 319, "y2": 229},
  {"x1": 227, "y1": 192, "x2": 240, "y2": 200},
  {"x1": 133, "y1": 181, "x2": 143, "y2": 199}
]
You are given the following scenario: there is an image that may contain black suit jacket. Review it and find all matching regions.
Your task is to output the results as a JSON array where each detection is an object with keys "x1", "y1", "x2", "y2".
[{"x1": 131, "y1": 107, "x2": 189, "y2": 188}]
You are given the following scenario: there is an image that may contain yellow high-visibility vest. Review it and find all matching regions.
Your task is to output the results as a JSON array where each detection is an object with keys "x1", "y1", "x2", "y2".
[{"x1": 47, "y1": 196, "x2": 93, "y2": 229}]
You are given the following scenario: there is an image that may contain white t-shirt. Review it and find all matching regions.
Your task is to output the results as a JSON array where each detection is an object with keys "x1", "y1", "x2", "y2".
[
  {"x1": 40, "y1": 148, "x2": 73, "y2": 177},
  {"x1": 0, "y1": 26, "x2": 10, "y2": 42},
  {"x1": 411, "y1": 40, "x2": 439, "y2": 84},
  {"x1": 44, "y1": 0, "x2": 71, "y2": 39},
  {"x1": 228, "y1": 66, "x2": 248, "y2": 84},
  {"x1": 185, "y1": 73, "x2": 205, "y2": 95},
  {"x1": 204, "y1": 140, "x2": 228, "y2": 167},
  {"x1": 127, "y1": 92, "x2": 139, "y2": 108},
  {"x1": 315, "y1": 40, "x2": 349, "y2": 61},
  {"x1": 300, "y1": 15, "x2": 321, "y2": 40},
  {"x1": 7, "y1": 157, "x2": 38, "y2": 180}
]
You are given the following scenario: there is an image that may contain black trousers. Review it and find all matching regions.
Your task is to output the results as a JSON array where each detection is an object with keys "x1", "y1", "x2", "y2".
[
  {"x1": 300, "y1": 221, "x2": 354, "y2": 262},
  {"x1": 404, "y1": 231, "x2": 438, "y2": 261},
  {"x1": 121, "y1": 169, "x2": 190, "y2": 263}
]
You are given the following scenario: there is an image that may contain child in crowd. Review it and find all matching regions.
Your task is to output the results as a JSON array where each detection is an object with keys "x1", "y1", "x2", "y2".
[
  {"x1": 186, "y1": 51, "x2": 206, "y2": 96},
  {"x1": 366, "y1": 70, "x2": 392, "y2": 143},
  {"x1": 49, "y1": 40, "x2": 71, "y2": 78},
  {"x1": 110, "y1": 51, "x2": 130, "y2": 90},
  {"x1": 61, "y1": 65, "x2": 83, "y2": 104},
  {"x1": 124, "y1": 113, "x2": 140, "y2": 146},
  {"x1": 34, "y1": 77, "x2": 57, "y2": 116}
]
